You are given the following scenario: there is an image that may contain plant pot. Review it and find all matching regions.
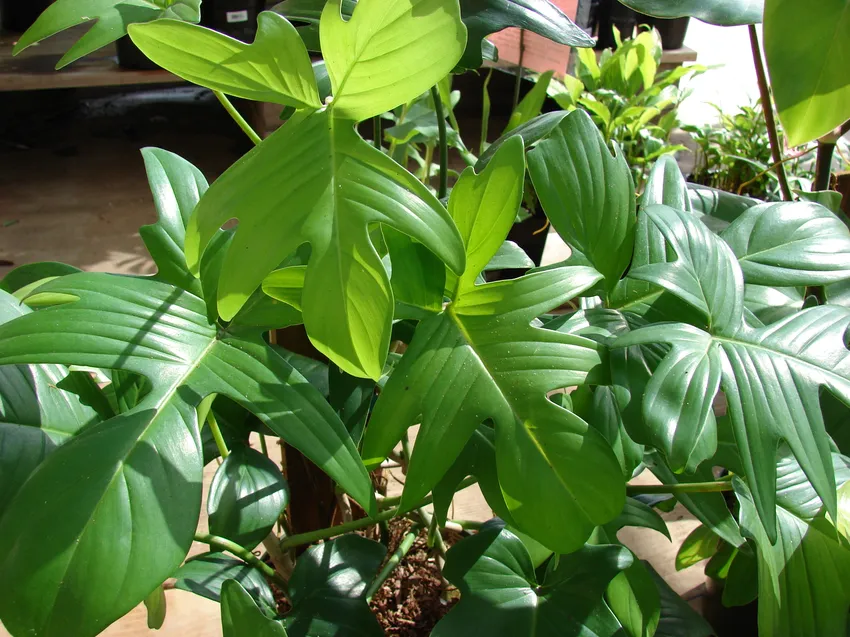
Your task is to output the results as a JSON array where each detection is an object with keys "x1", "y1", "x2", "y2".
[
  {"x1": 201, "y1": 0, "x2": 266, "y2": 43},
  {"x1": 115, "y1": 36, "x2": 160, "y2": 71},
  {"x1": 1, "y1": 0, "x2": 50, "y2": 33},
  {"x1": 593, "y1": 0, "x2": 641, "y2": 49},
  {"x1": 649, "y1": 16, "x2": 690, "y2": 50}
]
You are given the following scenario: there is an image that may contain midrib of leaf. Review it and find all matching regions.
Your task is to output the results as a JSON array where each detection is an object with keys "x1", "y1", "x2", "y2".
[{"x1": 445, "y1": 303, "x2": 595, "y2": 520}]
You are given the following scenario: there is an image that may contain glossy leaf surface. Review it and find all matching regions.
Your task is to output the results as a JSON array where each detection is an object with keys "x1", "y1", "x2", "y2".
[
  {"x1": 173, "y1": 552, "x2": 276, "y2": 615},
  {"x1": 433, "y1": 524, "x2": 632, "y2": 636},
  {"x1": 129, "y1": 12, "x2": 321, "y2": 109},
  {"x1": 208, "y1": 446, "x2": 289, "y2": 550},
  {"x1": 362, "y1": 141, "x2": 624, "y2": 552},
  {"x1": 528, "y1": 110, "x2": 636, "y2": 295},
  {"x1": 188, "y1": 109, "x2": 464, "y2": 380},
  {"x1": 12, "y1": 0, "x2": 201, "y2": 68},
  {"x1": 222, "y1": 580, "x2": 289, "y2": 637},
  {"x1": 764, "y1": 0, "x2": 850, "y2": 146},
  {"x1": 617, "y1": 0, "x2": 763, "y2": 25}
]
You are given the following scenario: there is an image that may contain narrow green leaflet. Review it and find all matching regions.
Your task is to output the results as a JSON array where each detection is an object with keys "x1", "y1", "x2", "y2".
[
  {"x1": 475, "y1": 111, "x2": 568, "y2": 170},
  {"x1": 0, "y1": 290, "x2": 98, "y2": 517},
  {"x1": 457, "y1": 0, "x2": 594, "y2": 69},
  {"x1": 129, "y1": 12, "x2": 322, "y2": 109},
  {"x1": 144, "y1": 586, "x2": 166, "y2": 630},
  {"x1": 433, "y1": 524, "x2": 632, "y2": 636},
  {"x1": 484, "y1": 241, "x2": 535, "y2": 271},
  {"x1": 720, "y1": 201, "x2": 850, "y2": 286},
  {"x1": 687, "y1": 183, "x2": 759, "y2": 227},
  {"x1": 617, "y1": 0, "x2": 764, "y2": 25},
  {"x1": 735, "y1": 467, "x2": 850, "y2": 637},
  {"x1": 208, "y1": 446, "x2": 290, "y2": 550},
  {"x1": 0, "y1": 273, "x2": 372, "y2": 637},
  {"x1": 764, "y1": 0, "x2": 850, "y2": 146},
  {"x1": 361, "y1": 141, "x2": 624, "y2": 553},
  {"x1": 173, "y1": 552, "x2": 277, "y2": 615},
  {"x1": 139, "y1": 148, "x2": 209, "y2": 294},
  {"x1": 609, "y1": 497, "x2": 671, "y2": 539},
  {"x1": 12, "y1": 0, "x2": 202, "y2": 69},
  {"x1": 284, "y1": 535, "x2": 385, "y2": 637},
  {"x1": 528, "y1": 110, "x2": 636, "y2": 296},
  {"x1": 320, "y1": 0, "x2": 467, "y2": 121},
  {"x1": 187, "y1": 108, "x2": 464, "y2": 380},
  {"x1": 744, "y1": 285, "x2": 803, "y2": 325},
  {"x1": 222, "y1": 580, "x2": 289, "y2": 637},
  {"x1": 675, "y1": 525, "x2": 720, "y2": 570},
  {"x1": 646, "y1": 564, "x2": 715, "y2": 637},
  {"x1": 504, "y1": 70, "x2": 554, "y2": 133}
]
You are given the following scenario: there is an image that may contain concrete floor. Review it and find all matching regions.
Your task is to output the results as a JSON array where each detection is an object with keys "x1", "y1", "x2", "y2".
[{"x1": 0, "y1": 86, "x2": 707, "y2": 637}]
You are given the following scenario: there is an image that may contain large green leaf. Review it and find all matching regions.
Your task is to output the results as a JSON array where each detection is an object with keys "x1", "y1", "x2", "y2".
[
  {"x1": 208, "y1": 446, "x2": 290, "y2": 550},
  {"x1": 187, "y1": 109, "x2": 464, "y2": 380},
  {"x1": 284, "y1": 535, "x2": 385, "y2": 637},
  {"x1": 173, "y1": 552, "x2": 277, "y2": 615},
  {"x1": 735, "y1": 459, "x2": 850, "y2": 637},
  {"x1": 617, "y1": 0, "x2": 763, "y2": 25},
  {"x1": 13, "y1": 0, "x2": 202, "y2": 69},
  {"x1": 222, "y1": 580, "x2": 289, "y2": 637},
  {"x1": 433, "y1": 524, "x2": 632, "y2": 636},
  {"x1": 129, "y1": 12, "x2": 321, "y2": 109},
  {"x1": 0, "y1": 291, "x2": 98, "y2": 518},
  {"x1": 138, "y1": 148, "x2": 209, "y2": 295},
  {"x1": 616, "y1": 205, "x2": 850, "y2": 541},
  {"x1": 646, "y1": 563, "x2": 715, "y2": 637},
  {"x1": 720, "y1": 201, "x2": 850, "y2": 286},
  {"x1": 320, "y1": 0, "x2": 467, "y2": 121},
  {"x1": 764, "y1": 0, "x2": 850, "y2": 146},
  {"x1": 361, "y1": 140, "x2": 624, "y2": 553},
  {"x1": 0, "y1": 273, "x2": 372, "y2": 637},
  {"x1": 528, "y1": 109, "x2": 636, "y2": 296}
]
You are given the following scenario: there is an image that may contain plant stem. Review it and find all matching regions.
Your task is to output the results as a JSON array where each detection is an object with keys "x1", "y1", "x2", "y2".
[
  {"x1": 814, "y1": 141, "x2": 835, "y2": 191},
  {"x1": 373, "y1": 116, "x2": 382, "y2": 151},
  {"x1": 259, "y1": 434, "x2": 269, "y2": 457},
  {"x1": 747, "y1": 25, "x2": 791, "y2": 201},
  {"x1": 195, "y1": 532, "x2": 287, "y2": 589},
  {"x1": 283, "y1": 476, "x2": 479, "y2": 550},
  {"x1": 480, "y1": 68, "x2": 493, "y2": 157},
  {"x1": 627, "y1": 481, "x2": 733, "y2": 495},
  {"x1": 365, "y1": 525, "x2": 421, "y2": 601},
  {"x1": 378, "y1": 475, "x2": 478, "y2": 509},
  {"x1": 206, "y1": 412, "x2": 229, "y2": 459},
  {"x1": 213, "y1": 90, "x2": 262, "y2": 146},
  {"x1": 430, "y1": 85, "x2": 449, "y2": 199}
]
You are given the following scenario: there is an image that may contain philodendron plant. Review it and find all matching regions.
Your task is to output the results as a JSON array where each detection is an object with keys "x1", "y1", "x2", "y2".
[{"x1": 2, "y1": 0, "x2": 850, "y2": 636}]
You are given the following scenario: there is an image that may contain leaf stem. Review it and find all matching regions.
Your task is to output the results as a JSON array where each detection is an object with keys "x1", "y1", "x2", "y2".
[
  {"x1": 373, "y1": 116, "x2": 382, "y2": 151},
  {"x1": 194, "y1": 532, "x2": 287, "y2": 589},
  {"x1": 365, "y1": 524, "x2": 421, "y2": 601},
  {"x1": 747, "y1": 25, "x2": 791, "y2": 201},
  {"x1": 283, "y1": 476, "x2": 479, "y2": 549},
  {"x1": 213, "y1": 90, "x2": 262, "y2": 146},
  {"x1": 377, "y1": 475, "x2": 478, "y2": 509},
  {"x1": 206, "y1": 411, "x2": 229, "y2": 459},
  {"x1": 627, "y1": 481, "x2": 733, "y2": 495},
  {"x1": 430, "y1": 85, "x2": 449, "y2": 199}
]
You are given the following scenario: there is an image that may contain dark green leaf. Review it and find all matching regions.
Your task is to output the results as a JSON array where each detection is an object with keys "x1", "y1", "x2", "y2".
[
  {"x1": 609, "y1": 496, "x2": 671, "y2": 540},
  {"x1": 687, "y1": 183, "x2": 759, "y2": 226},
  {"x1": 572, "y1": 385, "x2": 644, "y2": 477},
  {"x1": 143, "y1": 586, "x2": 166, "y2": 630},
  {"x1": 222, "y1": 580, "x2": 289, "y2": 637},
  {"x1": 606, "y1": 557, "x2": 661, "y2": 637},
  {"x1": 285, "y1": 535, "x2": 385, "y2": 637},
  {"x1": 0, "y1": 262, "x2": 80, "y2": 294},
  {"x1": 434, "y1": 524, "x2": 632, "y2": 636},
  {"x1": 208, "y1": 446, "x2": 289, "y2": 550},
  {"x1": 173, "y1": 552, "x2": 276, "y2": 615},
  {"x1": 475, "y1": 111, "x2": 568, "y2": 171},
  {"x1": 646, "y1": 563, "x2": 715, "y2": 637},
  {"x1": 618, "y1": 0, "x2": 763, "y2": 25},
  {"x1": 528, "y1": 110, "x2": 636, "y2": 295},
  {"x1": 483, "y1": 241, "x2": 534, "y2": 271},
  {"x1": 743, "y1": 284, "x2": 803, "y2": 325},
  {"x1": 13, "y1": 0, "x2": 202, "y2": 69}
]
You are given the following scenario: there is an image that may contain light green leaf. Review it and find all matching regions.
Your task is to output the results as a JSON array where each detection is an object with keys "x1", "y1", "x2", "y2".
[
  {"x1": 795, "y1": 189, "x2": 845, "y2": 214},
  {"x1": 222, "y1": 580, "x2": 289, "y2": 637},
  {"x1": 687, "y1": 183, "x2": 760, "y2": 227},
  {"x1": 618, "y1": 0, "x2": 763, "y2": 25},
  {"x1": 208, "y1": 446, "x2": 289, "y2": 550},
  {"x1": 12, "y1": 0, "x2": 202, "y2": 68},
  {"x1": 434, "y1": 524, "x2": 632, "y2": 636},
  {"x1": 605, "y1": 557, "x2": 661, "y2": 637},
  {"x1": 0, "y1": 262, "x2": 80, "y2": 294},
  {"x1": 475, "y1": 111, "x2": 568, "y2": 171},
  {"x1": 0, "y1": 273, "x2": 372, "y2": 637},
  {"x1": 735, "y1": 473, "x2": 850, "y2": 637},
  {"x1": 320, "y1": 0, "x2": 467, "y2": 121},
  {"x1": 528, "y1": 109, "x2": 636, "y2": 295},
  {"x1": 284, "y1": 535, "x2": 385, "y2": 636},
  {"x1": 129, "y1": 12, "x2": 321, "y2": 109},
  {"x1": 187, "y1": 109, "x2": 464, "y2": 380},
  {"x1": 143, "y1": 586, "x2": 166, "y2": 630},
  {"x1": 744, "y1": 284, "x2": 803, "y2": 324},
  {"x1": 483, "y1": 241, "x2": 534, "y2": 271},
  {"x1": 721, "y1": 201, "x2": 850, "y2": 286},
  {"x1": 675, "y1": 525, "x2": 720, "y2": 570},
  {"x1": 764, "y1": 0, "x2": 850, "y2": 146},
  {"x1": 504, "y1": 70, "x2": 554, "y2": 133}
]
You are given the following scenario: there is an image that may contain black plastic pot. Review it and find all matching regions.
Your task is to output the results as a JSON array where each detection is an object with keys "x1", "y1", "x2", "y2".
[
  {"x1": 592, "y1": 0, "x2": 641, "y2": 49},
  {"x1": 1, "y1": 0, "x2": 50, "y2": 33},
  {"x1": 116, "y1": 36, "x2": 160, "y2": 71},
  {"x1": 201, "y1": 0, "x2": 266, "y2": 43},
  {"x1": 649, "y1": 16, "x2": 690, "y2": 50}
]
